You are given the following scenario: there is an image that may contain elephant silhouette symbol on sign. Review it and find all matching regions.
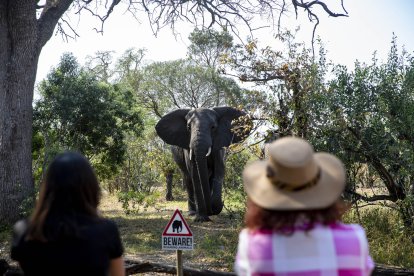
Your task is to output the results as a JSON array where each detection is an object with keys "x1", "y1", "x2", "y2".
[{"x1": 172, "y1": 220, "x2": 182, "y2": 233}]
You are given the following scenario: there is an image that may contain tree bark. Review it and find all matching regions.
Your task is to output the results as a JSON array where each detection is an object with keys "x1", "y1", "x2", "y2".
[
  {"x1": 0, "y1": 0, "x2": 73, "y2": 225},
  {"x1": 0, "y1": 1, "x2": 39, "y2": 224},
  {"x1": 165, "y1": 170, "x2": 174, "y2": 201}
]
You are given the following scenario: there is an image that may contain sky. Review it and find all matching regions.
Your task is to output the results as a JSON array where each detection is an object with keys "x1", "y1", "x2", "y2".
[{"x1": 36, "y1": 0, "x2": 414, "y2": 84}]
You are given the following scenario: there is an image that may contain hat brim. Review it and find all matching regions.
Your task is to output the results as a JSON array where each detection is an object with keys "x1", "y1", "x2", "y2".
[{"x1": 243, "y1": 153, "x2": 346, "y2": 210}]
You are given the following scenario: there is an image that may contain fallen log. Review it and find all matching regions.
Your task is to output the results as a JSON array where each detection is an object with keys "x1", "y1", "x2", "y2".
[
  {"x1": 124, "y1": 260, "x2": 414, "y2": 276},
  {"x1": 373, "y1": 263, "x2": 414, "y2": 276},
  {"x1": 2, "y1": 258, "x2": 414, "y2": 275},
  {"x1": 125, "y1": 260, "x2": 235, "y2": 275}
]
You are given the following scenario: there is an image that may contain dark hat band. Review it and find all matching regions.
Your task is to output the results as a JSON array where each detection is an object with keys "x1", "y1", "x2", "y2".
[{"x1": 267, "y1": 166, "x2": 321, "y2": 192}]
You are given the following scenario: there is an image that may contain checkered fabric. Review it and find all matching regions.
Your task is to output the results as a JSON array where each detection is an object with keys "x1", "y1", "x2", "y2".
[{"x1": 234, "y1": 223, "x2": 374, "y2": 276}]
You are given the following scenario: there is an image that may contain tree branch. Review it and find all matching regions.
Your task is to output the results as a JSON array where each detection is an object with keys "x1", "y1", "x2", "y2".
[
  {"x1": 345, "y1": 125, "x2": 405, "y2": 201},
  {"x1": 37, "y1": 0, "x2": 75, "y2": 48},
  {"x1": 291, "y1": 0, "x2": 348, "y2": 57},
  {"x1": 345, "y1": 189, "x2": 396, "y2": 203},
  {"x1": 291, "y1": 0, "x2": 348, "y2": 18}
]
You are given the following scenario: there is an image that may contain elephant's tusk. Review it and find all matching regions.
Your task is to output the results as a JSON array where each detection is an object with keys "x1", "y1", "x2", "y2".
[
  {"x1": 206, "y1": 147, "x2": 211, "y2": 157},
  {"x1": 189, "y1": 149, "x2": 192, "y2": 160}
]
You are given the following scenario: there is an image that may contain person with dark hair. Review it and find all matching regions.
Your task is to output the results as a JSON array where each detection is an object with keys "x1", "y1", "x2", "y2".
[
  {"x1": 11, "y1": 151, "x2": 125, "y2": 276},
  {"x1": 235, "y1": 137, "x2": 374, "y2": 276}
]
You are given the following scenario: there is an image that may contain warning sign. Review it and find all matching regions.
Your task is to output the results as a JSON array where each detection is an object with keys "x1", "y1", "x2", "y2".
[{"x1": 162, "y1": 209, "x2": 193, "y2": 250}]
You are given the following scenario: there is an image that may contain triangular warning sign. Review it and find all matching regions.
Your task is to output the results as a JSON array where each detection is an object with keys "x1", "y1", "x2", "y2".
[{"x1": 162, "y1": 209, "x2": 193, "y2": 236}]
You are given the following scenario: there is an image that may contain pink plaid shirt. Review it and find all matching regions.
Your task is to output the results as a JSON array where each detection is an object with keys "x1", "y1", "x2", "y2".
[{"x1": 235, "y1": 223, "x2": 374, "y2": 276}]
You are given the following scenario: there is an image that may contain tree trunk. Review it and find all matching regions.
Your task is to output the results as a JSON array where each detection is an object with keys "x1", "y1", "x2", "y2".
[
  {"x1": 165, "y1": 170, "x2": 174, "y2": 201},
  {"x1": 0, "y1": 1, "x2": 40, "y2": 224},
  {"x1": 0, "y1": 0, "x2": 73, "y2": 225}
]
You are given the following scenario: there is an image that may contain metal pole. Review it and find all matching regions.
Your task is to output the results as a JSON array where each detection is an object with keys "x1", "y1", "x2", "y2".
[{"x1": 176, "y1": 250, "x2": 183, "y2": 276}]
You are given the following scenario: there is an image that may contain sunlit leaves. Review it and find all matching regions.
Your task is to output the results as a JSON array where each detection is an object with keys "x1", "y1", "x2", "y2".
[{"x1": 33, "y1": 53, "x2": 144, "y2": 179}]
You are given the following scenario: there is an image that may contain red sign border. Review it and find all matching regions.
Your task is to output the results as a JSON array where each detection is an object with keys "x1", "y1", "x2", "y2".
[{"x1": 162, "y1": 209, "x2": 193, "y2": 237}]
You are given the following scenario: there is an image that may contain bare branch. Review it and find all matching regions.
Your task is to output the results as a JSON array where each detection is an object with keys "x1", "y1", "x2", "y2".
[
  {"x1": 291, "y1": 0, "x2": 348, "y2": 57},
  {"x1": 292, "y1": 0, "x2": 348, "y2": 17},
  {"x1": 345, "y1": 124, "x2": 406, "y2": 201},
  {"x1": 37, "y1": 0, "x2": 75, "y2": 48},
  {"x1": 56, "y1": 18, "x2": 80, "y2": 42},
  {"x1": 345, "y1": 189, "x2": 396, "y2": 203},
  {"x1": 42, "y1": 0, "x2": 348, "y2": 58}
]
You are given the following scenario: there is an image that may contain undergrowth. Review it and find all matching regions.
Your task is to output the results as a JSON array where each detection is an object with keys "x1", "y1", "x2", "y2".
[
  {"x1": 2, "y1": 192, "x2": 414, "y2": 271},
  {"x1": 344, "y1": 205, "x2": 414, "y2": 268}
]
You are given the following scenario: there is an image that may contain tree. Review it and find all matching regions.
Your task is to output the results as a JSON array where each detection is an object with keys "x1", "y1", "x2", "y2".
[
  {"x1": 188, "y1": 28, "x2": 233, "y2": 69},
  {"x1": 139, "y1": 59, "x2": 248, "y2": 117},
  {"x1": 85, "y1": 50, "x2": 115, "y2": 83},
  {"x1": 0, "y1": 0, "x2": 347, "y2": 224},
  {"x1": 223, "y1": 29, "x2": 327, "y2": 143},
  {"x1": 311, "y1": 37, "x2": 414, "y2": 228},
  {"x1": 33, "y1": 53, "x2": 143, "y2": 180}
]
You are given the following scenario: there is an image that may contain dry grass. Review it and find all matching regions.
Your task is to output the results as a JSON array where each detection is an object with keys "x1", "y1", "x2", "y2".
[
  {"x1": 0, "y1": 190, "x2": 242, "y2": 274},
  {"x1": 99, "y1": 191, "x2": 242, "y2": 272},
  {"x1": 3, "y1": 186, "x2": 413, "y2": 272}
]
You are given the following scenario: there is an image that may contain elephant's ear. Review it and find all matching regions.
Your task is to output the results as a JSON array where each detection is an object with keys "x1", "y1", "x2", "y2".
[
  {"x1": 155, "y1": 109, "x2": 191, "y2": 149},
  {"x1": 213, "y1": 107, "x2": 251, "y2": 150}
]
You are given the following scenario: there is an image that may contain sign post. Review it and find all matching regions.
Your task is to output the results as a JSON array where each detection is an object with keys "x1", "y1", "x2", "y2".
[
  {"x1": 162, "y1": 209, "x2": 193, "y2": 276},
  {"x1": 176, "y1": 250, "x2": 183, "y2": 276}
]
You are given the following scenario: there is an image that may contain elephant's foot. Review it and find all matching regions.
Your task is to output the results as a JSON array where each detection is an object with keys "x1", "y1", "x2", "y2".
[
  {"x1": 211, "y1": 201, "x2": 223, "y2": 215},
  {"x1": 193, "y1": 215, "x2": 211, "y2": 222},
  {"x1": 166, "y1": 194, "x2": 174, "y2": 201},
  {"x1": 188, "y1": 201, "x2": 197, "y2": 216}
]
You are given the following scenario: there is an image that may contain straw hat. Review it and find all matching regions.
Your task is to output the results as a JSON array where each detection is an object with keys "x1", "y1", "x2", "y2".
[{"x1": 243, "y1": 136, "x2": 346, "y2": 210}]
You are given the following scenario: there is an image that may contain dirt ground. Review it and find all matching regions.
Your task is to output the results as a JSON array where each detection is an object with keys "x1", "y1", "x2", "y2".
[
  {"x1": 99, "y1": 191, "x2": 242, "y2": 274},
  {"x1": 0, "y1": 190, "x2": 242, "y2": 275}
]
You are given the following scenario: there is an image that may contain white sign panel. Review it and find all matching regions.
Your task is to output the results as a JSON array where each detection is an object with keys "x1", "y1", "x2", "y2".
[{"x1": 162, "y1": 209, "x2": 193, "y2": 250}]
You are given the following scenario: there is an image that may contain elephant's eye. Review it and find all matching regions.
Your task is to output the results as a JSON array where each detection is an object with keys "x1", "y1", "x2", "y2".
[{"x1": 187, "y1": 124, "x2": 191, "y2": 131}]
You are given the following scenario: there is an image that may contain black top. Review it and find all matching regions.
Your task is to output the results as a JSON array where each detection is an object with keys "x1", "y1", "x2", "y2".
[{"x1": 11, "y1": 216, "x2": 123, "y2": 276}]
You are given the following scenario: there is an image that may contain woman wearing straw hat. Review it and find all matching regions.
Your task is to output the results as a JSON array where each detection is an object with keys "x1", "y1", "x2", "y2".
[{"x1": 235, "y1": 136, "x2": 374, "y2": 276}]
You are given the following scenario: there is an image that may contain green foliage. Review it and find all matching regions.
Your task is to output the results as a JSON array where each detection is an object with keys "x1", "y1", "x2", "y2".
[
  {"x1": 222, "y1": 150, "x2": 252, "y2": 221},
  {"x1": 33, "y1": 53, "x2": 144, "y2": 181},
  {"x1": 139, "y1": 59, "x2": 248, "y2": 116},
  {"x1": 108, "y1": 116, "x2": 179, "y2": 213},
  {"x1": 224, "y1": 150, "x2": 251, "y2": 188},
  {"x1": 188, "y1": 28, "x2": 233, "y2": 68},
  {"x1": 310, "y1": 36, "x2": 414, "y2": 227},
  {"x1": 344, "y1": 207, "x2": 414, "y2": 268},
  {"x1": 226, "y1": 31, "x2": 414, "y2": 229},
  {"x1": 117, "y1": 190, "x2": 161, "y2": 215},
  {"x1": 113, "y1": 48, "x2": 147, "y2": 88},
  {"x1": 108, "y1": 132, "x2": 161, "y2": 189},
  {"x1": 224, "y1": 29, "x2": 327, "y2": 139}
]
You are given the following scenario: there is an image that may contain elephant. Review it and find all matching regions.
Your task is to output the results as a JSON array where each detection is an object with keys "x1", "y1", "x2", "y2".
[
  {"x1": 172, "y1": 220, "x2": 183, "y2": 233},
  {"x1": 155, "y1": 107, "x2": 249, "y2": 222}
]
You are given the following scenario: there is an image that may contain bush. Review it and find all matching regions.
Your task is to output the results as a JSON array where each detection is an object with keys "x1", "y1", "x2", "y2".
[
  {"x1": 117, "y1": 190, "x2": 161, "y2": 214},
  {"x1": 344, "y1": 205, "x2": 414, "y2": 268},
  {"x1": 223, "y1": 150, "x2": 251, "y2": 222}
]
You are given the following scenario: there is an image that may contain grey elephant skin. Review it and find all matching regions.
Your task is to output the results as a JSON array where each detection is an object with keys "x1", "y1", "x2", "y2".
[{"x1": 156, "y1": 107, "x2": 249, "y2": 222}]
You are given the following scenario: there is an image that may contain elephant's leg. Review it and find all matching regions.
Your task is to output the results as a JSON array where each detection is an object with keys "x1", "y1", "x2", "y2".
[
  {"x1": 210, "y1": 149, "x2": 225, "y2": 215},
  {"x1": 172, "y1": 147, "x2": 196, "y2": 215},
  {"x1": 210, "y1": 179, "x2": 224, "y2": 215},
  {"x1": 184, "y1": 174, "x2": 197, "y2": 216}
]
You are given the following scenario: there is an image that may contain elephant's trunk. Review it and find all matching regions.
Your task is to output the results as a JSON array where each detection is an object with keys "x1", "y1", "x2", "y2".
[
  {"x1": 190, "y1": 147, "x2": 211, "y2": 159},
  {"x1": 193, "y1": 149, "x2": 213, "y2": 221}
]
